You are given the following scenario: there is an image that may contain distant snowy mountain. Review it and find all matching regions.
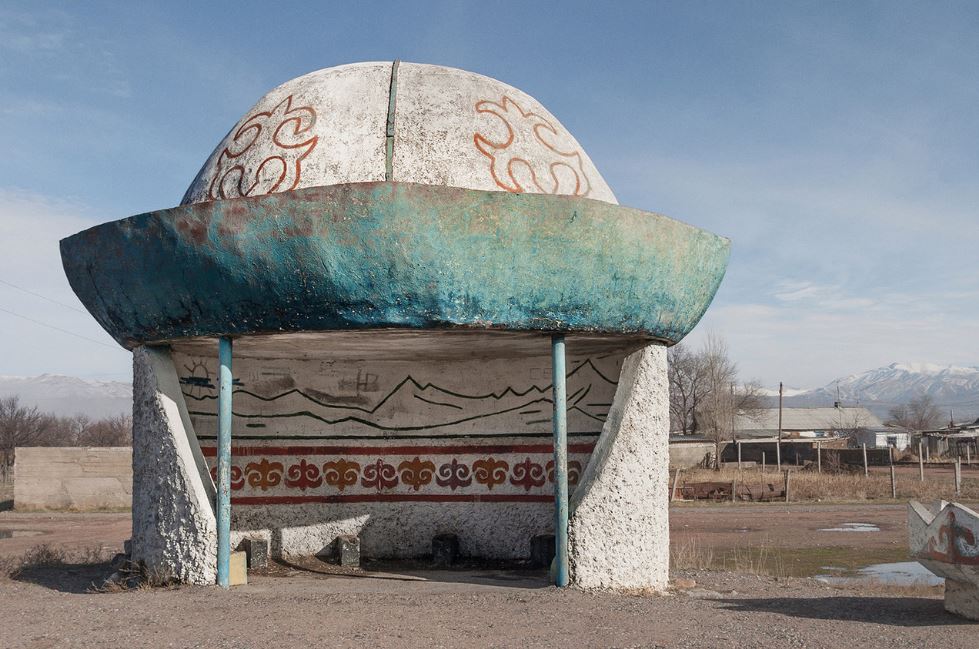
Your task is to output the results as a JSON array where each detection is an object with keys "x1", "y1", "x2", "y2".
[
  {"x1": 0, "y1": 374, "x2": 131, "y2": 419},
  {"x1": 769, "y1": 363, "x2": 979, "y2": 421}
]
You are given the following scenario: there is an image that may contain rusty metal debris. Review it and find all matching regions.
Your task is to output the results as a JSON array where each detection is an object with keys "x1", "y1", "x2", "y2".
[{"x1": 677, "y1": 481, "x2": 785, "y2": 502}]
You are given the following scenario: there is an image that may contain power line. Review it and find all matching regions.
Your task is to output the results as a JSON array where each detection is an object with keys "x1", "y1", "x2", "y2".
[
  {"x1": 0, "y1": 278, "x2": 87, "y2": 314},
  {"x1": 0, "y1": 306, "x2": 125, "y2": 352}
]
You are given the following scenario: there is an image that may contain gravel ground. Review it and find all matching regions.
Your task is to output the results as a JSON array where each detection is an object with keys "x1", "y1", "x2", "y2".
[
  {"x1": 1, "y1": 504, "x2": 976, "y2": 647},
  {"x1": 0, "y1": 566, "x2": 973, "y2": 648}
]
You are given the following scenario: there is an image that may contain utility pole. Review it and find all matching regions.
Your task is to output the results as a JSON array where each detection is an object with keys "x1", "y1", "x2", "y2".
[{"x1": 777, "y1": 381, "x2": 783, "y2": 471}]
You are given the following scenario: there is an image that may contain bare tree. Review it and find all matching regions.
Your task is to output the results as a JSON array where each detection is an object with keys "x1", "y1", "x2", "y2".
[
  {"x1": 887, "y1": 393, "x2": 942, "y2": 432},
  {"x1": 669, "y1": 334, "x2": 765, "y2": 466},
  {"x1": 668, "y1": 343, "x2": 706, "y2": 434},
  {"x1": 77, "y1": 414, "x2": 132, "y2": 446},
  {"x1": 0, "y1": 399, "x2": 133, "y2": 471},
  {"x1": 830, "y1": 407, "x2": 873, "y2": 447},
  {"x1": 0, "y1": 396, "x2": 51, "y2": 468}
]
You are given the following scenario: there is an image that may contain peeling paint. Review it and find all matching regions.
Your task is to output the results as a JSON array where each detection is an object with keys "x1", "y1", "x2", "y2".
[{"x1": 60, "y1": 182, "x2": 729, "y2": 348}]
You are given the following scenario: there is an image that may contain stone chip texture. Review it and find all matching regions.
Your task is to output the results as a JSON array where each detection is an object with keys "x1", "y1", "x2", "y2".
[
  {"x1": 131, "y1": 346, "x2": 217, "y2": 585},
  {"x1": 569, "y1": 344, "x2": 669, "y2": 590}
]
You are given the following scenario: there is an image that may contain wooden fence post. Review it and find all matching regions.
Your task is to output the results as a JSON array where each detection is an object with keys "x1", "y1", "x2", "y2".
[
  {"x1": 731, "y1": 480, "x2": 737, "y2": 503},
  {"x1": 862, "y1": 443, "x2": 869, "y2": 478},
  {"x1": 955, "y1": 459, "x2": 962, "y2": 497},
  {"x1": 762, "y1": 452, "x2": 766, "y2": 473},
  {"x1": 817, "y1": 441, "x2": 822, "y2": 474},
  {"x1": 890, "y1": 465, "x2": 897, "y2": 499},
  {"x1": 784, "y1": 470, "x2": 791, "y2": 503},
  {"x1": 737, "y1": 441, "x2": 742, "y2": 471},
  {"x1": 919, "y1": 440, "x2": 925, "y2": 482}
]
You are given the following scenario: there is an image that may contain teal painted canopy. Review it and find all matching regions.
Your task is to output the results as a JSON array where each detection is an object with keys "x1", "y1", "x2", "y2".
[{"x1": 61, "y1": 182, "x2": 729, "y2": 348}]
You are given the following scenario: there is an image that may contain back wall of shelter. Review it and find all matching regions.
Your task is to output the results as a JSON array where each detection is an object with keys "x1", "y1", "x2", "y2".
[{"x1": 169, "y1": 348, "x2": 624, "y2": 559}]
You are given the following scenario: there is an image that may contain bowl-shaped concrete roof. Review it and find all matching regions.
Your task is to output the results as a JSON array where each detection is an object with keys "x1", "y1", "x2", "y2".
[
  {"x1": 60, "y1": 62, "x2": 729, "y2": 348},
  {"x1": 182, "y1": 62, "x2": 617, "y2": 205}
]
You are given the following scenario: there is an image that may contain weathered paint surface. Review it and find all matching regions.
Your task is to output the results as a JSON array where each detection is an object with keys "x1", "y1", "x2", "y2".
[
  {"x1": 170, "y1": 340, "x2": 625, "y2": 439},
  {"x1": 181, "y1": 62, "x2": 389, "y2": 204},
  {"x1": 909, "y1": 500, "x2": 979, "y2": 619},
  {"x1": 180, "y1": 62, "x2": 617, "y2": 206},
  {"x1": 393, "y1": 63, "x2": 617, "y2": 203},
  {"x1": 61, "y1": 182, "x2": 728, "y2": 347}
]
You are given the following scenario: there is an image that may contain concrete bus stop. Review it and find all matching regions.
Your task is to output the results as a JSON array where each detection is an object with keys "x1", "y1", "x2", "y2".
[{"x1": 61, "y1": 62, "x2": 728, "y2": 589}]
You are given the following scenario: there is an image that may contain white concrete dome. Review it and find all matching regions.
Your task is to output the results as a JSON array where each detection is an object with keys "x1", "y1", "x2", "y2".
[{"x1": 182, "y1": 62, "x2": 617, "y2": 205}]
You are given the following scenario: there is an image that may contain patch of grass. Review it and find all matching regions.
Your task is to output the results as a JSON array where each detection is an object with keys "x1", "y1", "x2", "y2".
[
  {"x1": 1, "y1": 544, "x2": 113, "y2": 580},
  {"x1": 671, "y1": 539, "x2": 786, "y2": 578},
  {"x1": 670, "y1": 538, "x2": 910, "y2": 579}
]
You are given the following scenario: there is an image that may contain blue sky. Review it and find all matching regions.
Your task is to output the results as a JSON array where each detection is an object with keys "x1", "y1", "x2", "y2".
[{"x1": 0, "y1": 1, "x2": 977, "y2": 387}]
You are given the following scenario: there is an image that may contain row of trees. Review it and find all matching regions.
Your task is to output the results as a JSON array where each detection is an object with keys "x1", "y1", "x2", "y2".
[
  {"x1": 669, "y1": 334, "x2": 952, "y2": 466},
  {"x1": 0, "y1": 396, "x2": 131, "y2": 469},
  {"x1": 668, "y1": 334, "x2": 765, "y2": 462}
]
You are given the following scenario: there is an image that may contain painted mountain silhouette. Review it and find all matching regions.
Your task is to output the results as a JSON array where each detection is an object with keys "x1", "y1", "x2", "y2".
[{"x1": 183, "y1": 358, "x2": 618, "y2": 434}]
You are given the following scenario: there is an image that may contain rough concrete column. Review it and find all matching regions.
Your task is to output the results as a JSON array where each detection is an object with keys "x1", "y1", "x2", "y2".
[
  {"x1": 568, "y1": 344, "x2": 669, "y2": 590},
  {"x1": 132, "y1": 346, "x2": 217, "y2": 584}
]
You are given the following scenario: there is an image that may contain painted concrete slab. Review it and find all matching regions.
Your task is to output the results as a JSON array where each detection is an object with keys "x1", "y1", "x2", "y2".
[
  {"x1": 909, "y1": 500, "x2": 979, "y2": 619},
  {"x1": 13, "y1": 447, "x2": 132, "y2": 511}
]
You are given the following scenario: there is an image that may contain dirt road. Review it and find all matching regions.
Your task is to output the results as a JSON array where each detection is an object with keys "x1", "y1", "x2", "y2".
[
  {"x1": 0, "y1": 504, "x2": 976, "y2": 647},
  {"x1": 1, "y1": 564, "x2": 972, "y2": 648}
]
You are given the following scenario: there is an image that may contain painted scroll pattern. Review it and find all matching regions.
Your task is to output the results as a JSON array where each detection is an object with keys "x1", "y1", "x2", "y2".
[
  {"x1": 203, "y1": 444, "x2": 589, "y2": 504},
  {"x1": 474, "y1": 95, "x2": 591, "y2": 197},
  {"x1": 207, "y1": 94, "x2": 318, "y2": 200}
]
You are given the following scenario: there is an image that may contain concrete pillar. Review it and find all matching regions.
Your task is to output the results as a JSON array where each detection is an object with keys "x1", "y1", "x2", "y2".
[
  {"x1": 131, "y1": 346, "x2": 217, "y2": 584},
  {"x1": 568, "y1": 344, "x2": 669, "y2": 590}
]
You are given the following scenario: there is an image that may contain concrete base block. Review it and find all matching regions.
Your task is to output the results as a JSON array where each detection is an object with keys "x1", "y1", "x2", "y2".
[
  {"x1": 945, "y1": 579, "x2": 979, "y2": 620},
  {"x1": 229, "y1": 551, "x2": 248, "y2": 586},
  {"x1": 909, "y1": 500, "x2": 979, "y2": 620},
  {"x1": 432, "y1": 533, "x2": 459, "y2": 567},
  {"x1": 334, "y1": 534, "x2": 361, "y2": 567},
  {"x1": 530, "y1": 534, "x2": 555, "y2": 568},
  {"x1": 239, "y1": 537, "x2": 269, "y2": 570}
]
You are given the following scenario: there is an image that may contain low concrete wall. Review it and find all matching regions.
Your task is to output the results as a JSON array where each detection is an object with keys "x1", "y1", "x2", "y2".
[
  {"x1": 13, "y1": 447, "x2": 132, "y2": 511},
  {"x1": 669, "y1": 441, "x2": 719, "y2": 469}
]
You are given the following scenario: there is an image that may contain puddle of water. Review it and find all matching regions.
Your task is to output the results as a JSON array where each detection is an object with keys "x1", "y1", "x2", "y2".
[
  {"x1": 0, "y1": 529, "x2": 45, "y2": 539},
  {"x1": 818, "y1": 522, "x2": 880, "y2": 533},
  {"x1": 817, "y1": 561, "x2": 943, "y2": 587}
]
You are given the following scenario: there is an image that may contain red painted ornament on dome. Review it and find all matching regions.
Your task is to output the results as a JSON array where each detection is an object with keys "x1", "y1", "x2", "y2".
[
  {"x1": 474, "y1": 95, "x2": 591, "y2": 198},
  {"x1": 207, "y1": 94, "x2": 318, "y2": 200}
]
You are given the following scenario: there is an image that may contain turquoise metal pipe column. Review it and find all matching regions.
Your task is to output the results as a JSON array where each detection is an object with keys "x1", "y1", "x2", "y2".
[
  {"x1": 216, "y1": 336, "x2": 233, "y2": 588},
  {"x1": 551, "y1": 334, "x2": 569, "y2": 586}
]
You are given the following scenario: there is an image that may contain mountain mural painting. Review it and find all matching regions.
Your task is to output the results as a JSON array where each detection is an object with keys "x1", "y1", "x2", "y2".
[{"x1": 174, "y1": 352, "x2": 618, "y2": 439}]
